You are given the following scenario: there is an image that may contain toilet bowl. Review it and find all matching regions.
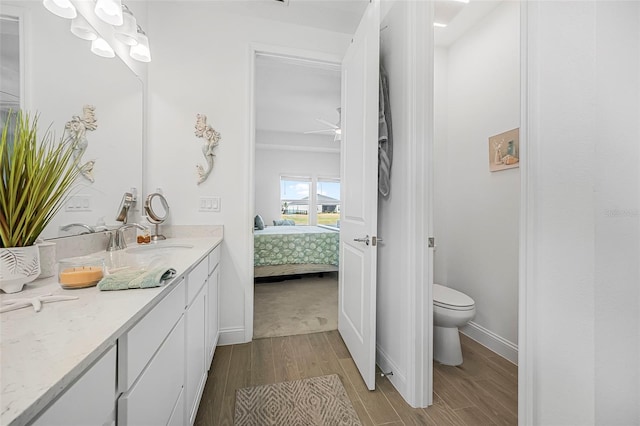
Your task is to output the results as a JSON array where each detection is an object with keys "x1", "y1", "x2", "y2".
[{"x1": 433, "y1": 283, "x2": 476, "y2": 366}]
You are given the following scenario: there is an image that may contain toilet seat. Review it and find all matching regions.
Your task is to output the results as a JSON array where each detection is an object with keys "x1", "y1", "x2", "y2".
[{"x1": 433, "y1": 284, "x2": 475, "y2": 311}]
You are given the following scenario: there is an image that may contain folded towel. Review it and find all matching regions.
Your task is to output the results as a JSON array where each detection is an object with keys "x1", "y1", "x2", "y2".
[{"x1": 97, "y1": 267, "x2": 176, "y2": 291}]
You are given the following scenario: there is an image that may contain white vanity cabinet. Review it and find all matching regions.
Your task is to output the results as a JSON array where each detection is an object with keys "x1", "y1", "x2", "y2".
[
  {"x1": 117, "y1": 278, "x2": 186, "y2": 426},
  {"x1": 4, "y1": 239, "x2": 223, "y2": 426},
  {"x1": 185, "y1": 257, "x2": 209, "y2": 425},
  {"x1": 31, "y1": 345, "x2": 117, "y2": 426}
]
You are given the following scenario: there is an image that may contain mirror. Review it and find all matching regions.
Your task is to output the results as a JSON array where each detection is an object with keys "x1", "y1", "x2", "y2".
[
  {"x1": 1, "y1": 2, "x2": 144, "y2": 240},
  {"x1": 144, "y1": 193, "x2": 169, "y2": 241}
]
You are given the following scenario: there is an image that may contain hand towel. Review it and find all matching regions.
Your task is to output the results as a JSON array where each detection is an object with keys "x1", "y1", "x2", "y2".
[
  {"x1": 378, "y1": 65, "x2": 393, "y2": 197},
  {"x1": 97, "y1": 267, "x2": 176, "y2": 291}
]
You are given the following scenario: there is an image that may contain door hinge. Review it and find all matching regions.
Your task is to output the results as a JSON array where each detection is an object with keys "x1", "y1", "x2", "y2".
[{"x1": 428, "y1": 237, "x2": 435, "y2": 248}]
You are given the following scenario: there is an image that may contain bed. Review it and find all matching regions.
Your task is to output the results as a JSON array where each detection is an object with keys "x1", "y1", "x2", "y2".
[{"x1": 254, "y1": 225, "x2": 339, "y2": 278}]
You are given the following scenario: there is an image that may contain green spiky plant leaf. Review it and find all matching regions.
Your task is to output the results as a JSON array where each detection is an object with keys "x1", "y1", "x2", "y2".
[{"x1": 0, "y1": 110, "x2": 80, "y2": 248}]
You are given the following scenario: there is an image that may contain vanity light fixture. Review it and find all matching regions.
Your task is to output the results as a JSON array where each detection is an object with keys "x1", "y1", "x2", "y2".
[
  {"x1": 129, "y1": 26, "x2": 151, "y2": 62},
  {"x1": 113, "y1": 5, "x2": 138, "y2": 46},
  {"x1": 44, "y1": 0, "x2": 151, "y2": 62},
  {"x1": 433, "y1": 22, "x2": 447, "y2": 28},
  {"x1": 70, "y1": 14, "x2": 98, "y2": 40},
  {"x1": 95, "y1": 0, "x2": 123, "y2": 26},
  {"x1": 91, "y1": 37, "x2": 115, "y2": 58},
  {"x1": 43, "y1": 0, "x2": 77, "y2": 19}
]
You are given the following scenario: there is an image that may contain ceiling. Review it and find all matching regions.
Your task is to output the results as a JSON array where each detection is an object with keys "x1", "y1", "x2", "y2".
[
  {"x1": 251, "y1": 0, "x2": 365, "y2": 139},
  {"x1": 434, "y1": 0, "x2": 503, "y2": 47},
  {"x1": 249, "y1": 0, "x2": 503, "y2": 138},
  {"x1": 220, "y1": 0, "x2": 369, "y2": 35},
  {"x1": 255, "y1": 54, "x2": 341, "y2": 137}
]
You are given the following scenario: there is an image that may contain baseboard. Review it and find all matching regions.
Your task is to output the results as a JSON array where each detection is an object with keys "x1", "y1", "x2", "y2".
[
  {"x1": 461, "y1": 321, "x2": 518, "y2": 365},
  {"x1": 376, "y1": 345, "x2": 408, "y2": 400},
  {"x1": 218, "y1": 327, "x2": 247, "y2": 345}
]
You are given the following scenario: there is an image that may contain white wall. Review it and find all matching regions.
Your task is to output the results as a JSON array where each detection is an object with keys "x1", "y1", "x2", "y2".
[
  {"x1": 255, "y1": 130, "x2": 339, "y2": 225},
  {"x1": 433, "y1": 46, "x2": 449, "y2": 288},
  {"x1": 145, "y1": 2, "x2": 351, "y2": 343},
  {"x1": 434, "y1": 1, "x2": 520, "y2": 357},
  {"x1": 524, "y1": 1, "x2": 639, "y2": 423}
]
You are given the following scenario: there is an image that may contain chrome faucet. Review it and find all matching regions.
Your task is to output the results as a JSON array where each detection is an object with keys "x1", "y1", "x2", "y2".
[{"x1": 107, "y1": 223, "x2": 147, "y2": 251}]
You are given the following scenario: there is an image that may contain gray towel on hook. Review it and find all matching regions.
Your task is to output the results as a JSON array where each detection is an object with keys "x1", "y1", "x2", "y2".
[{"x1": 378, "y1": 66, "x2": 393, "y2": 197}]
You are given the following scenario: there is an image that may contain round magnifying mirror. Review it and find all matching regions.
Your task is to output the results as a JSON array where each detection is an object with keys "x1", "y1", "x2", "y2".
[
  {"x1": 145, "y1": 193, "x2": 169, "y2": 223},
  {"x1": 145, "y1": 193, "x2": 169, "y2": 240}
]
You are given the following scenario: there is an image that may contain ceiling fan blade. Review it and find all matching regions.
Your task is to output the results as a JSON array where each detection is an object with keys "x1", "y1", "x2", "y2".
[
  {"x1": 304, "y1": 129, "x2": 335, "y2": 134},
  {"x1": 316, "y1": 118, "x2": 339, "y2": 129}
]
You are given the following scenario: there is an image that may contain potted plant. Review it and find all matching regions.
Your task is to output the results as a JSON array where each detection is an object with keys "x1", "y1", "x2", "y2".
[{"x1": 0, "y1": 110, "x2": 80, "y2": 293}]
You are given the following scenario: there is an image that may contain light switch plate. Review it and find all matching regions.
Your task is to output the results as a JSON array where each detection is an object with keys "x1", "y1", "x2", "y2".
[
  {"x1": 65, "y1": 195, "x2": 92, "y2": 212},
  {"x1": 199, "y1": 196, "x2": 220, "y2": 212}
]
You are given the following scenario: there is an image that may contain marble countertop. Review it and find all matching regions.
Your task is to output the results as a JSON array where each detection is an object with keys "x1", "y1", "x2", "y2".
[{"x1": 0, "y1": 236, "x2": 222, "y2": 426}]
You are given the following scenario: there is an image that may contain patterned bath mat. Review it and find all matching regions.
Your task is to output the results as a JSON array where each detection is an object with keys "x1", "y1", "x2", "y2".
[{"x1": 234, "y1": 374, "x2": 362, "y2": 425}]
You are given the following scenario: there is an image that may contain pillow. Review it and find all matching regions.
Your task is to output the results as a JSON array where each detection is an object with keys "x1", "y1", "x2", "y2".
[
  {"x1": 273, "y1": 219, "x2": 295, "y2": 226},
  {"x1": 254, "y1": 215, "x2": 265, "y2": 230}
]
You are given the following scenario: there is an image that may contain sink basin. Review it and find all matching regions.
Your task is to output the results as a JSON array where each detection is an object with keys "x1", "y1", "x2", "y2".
[{"x1": 126, "y1": 243, "x2": 194, "y2": 254}]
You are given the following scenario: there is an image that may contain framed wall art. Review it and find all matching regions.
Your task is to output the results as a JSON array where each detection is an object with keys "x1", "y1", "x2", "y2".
[{"x1": 488, "y1": 128, "x2": 519, "y2": 172}]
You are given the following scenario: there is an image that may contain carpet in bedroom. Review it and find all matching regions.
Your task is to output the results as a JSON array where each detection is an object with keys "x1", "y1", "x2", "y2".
[{"x1": 253, "y1": 274, "x2": 337, "y2": 339}]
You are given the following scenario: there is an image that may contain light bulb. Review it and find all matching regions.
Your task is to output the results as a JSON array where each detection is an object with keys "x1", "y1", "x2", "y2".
[
  {"x1": 130, "y1": 31, "x2": 151, "y2": 62},
  {"x1": 91, "y1": 37, "x2": 115, "y2": 58},
  {"x1": 95, "y1": 0, "x2": 123, "y2": 26},
  {"x1": 70, "y1": 14, "x2": 97, "y2": 41},
  {"x1": 43, "y1": 0, "x2": 77, "y2": 19},
  {"x1": 114, "y1": 6, "x2": 138, "y2": 46}
]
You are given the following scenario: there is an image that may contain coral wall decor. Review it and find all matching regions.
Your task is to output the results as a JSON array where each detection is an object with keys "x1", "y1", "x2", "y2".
[
  {"x1": 194, "y1": 113, "x2": 221, "y2": 185},
  {"x1": 65, "y1": 105, "x2": 97, "y2": 182}
]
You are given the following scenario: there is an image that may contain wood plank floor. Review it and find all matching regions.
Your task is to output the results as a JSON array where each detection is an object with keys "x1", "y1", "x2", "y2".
[{"x1": 194, "y1": 331, "x2": 517, "y2": 425}]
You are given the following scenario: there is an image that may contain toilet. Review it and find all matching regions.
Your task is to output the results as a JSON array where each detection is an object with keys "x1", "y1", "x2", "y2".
[{"x1": 433, "y1": 283, "x2": 476, "y2": 366}]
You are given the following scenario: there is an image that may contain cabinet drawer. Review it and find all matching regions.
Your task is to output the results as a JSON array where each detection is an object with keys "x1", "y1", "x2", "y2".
[
  {"x1": 32, "y1": 345, "x2": 116, "y2": 426},
  {"x1": 187, "y1": 258, "x2": 208, "y2": 306},
  {"x1": 118, "y1": 316, "x2": 185, "y2": 426},
  {"x1": 118, "y1": 278, "x2": 185, "y2": 391},
  {"x1": 208, "y1": 245, "x2": 220, "y2": 275}
]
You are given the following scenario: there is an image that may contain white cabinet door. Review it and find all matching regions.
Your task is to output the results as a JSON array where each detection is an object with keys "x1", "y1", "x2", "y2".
[
  {"x1": 185, "y1": 284, "x2": 207, "y2": 425},
  {"x1": 117, "y1": 316, "x2": 185, "y2": 426},
  {"x1": 32, "y1": 345, "x2": 116, "y2": 426},
  {"x1": 206, "y1": 265, "x2": 219, "y2": 369}
]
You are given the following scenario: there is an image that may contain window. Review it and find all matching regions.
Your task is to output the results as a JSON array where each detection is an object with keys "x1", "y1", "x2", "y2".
[
  {"x1": 279, "y1": 176, "x2": 340, "y2": 226},
  {"x1": 316, "y1": 179, "x2": 340, "y2": 227},
  {"x1": 280, "y1": 177, "x2": 310, "y2": 225}
]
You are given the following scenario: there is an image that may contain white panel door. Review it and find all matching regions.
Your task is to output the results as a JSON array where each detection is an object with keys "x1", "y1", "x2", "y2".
[{"x1": 339, "y1": 0, "x2": 380, "y2": 391}]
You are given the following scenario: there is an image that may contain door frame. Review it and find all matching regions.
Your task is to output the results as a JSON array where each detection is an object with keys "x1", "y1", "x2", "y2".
[
  {"x1": 246, "y1": 43, "x2": 343, "y2": 342},
  {"x1": 409, "y1": 0, "x2": 434, "y2": 408},
  {"x1": 519, "y1": 1, "x2": 532, "y2": 424}
]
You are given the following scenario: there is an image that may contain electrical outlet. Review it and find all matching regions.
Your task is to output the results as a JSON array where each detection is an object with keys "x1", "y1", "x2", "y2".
[
  {"x1": 65, "y1": 195, "x2": 92, "y2": 212},
  {"x1": 199, "y1": 196, "x2": 221, "y2": 212}
]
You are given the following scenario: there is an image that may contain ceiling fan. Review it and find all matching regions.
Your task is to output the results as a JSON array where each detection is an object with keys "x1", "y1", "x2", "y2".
[{"x1": 304, "y1": 107, "x2": 342, "y2": 142}]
